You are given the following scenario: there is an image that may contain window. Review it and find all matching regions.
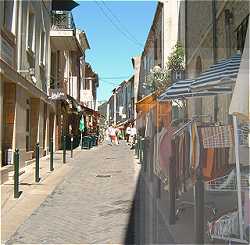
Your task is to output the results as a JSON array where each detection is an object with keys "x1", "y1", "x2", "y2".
[
  {"x1": 154, "y1": 38, "x2": 158, "y2": 61},
  {"x1": 40, "y1": 30, "x2": 45, "y2": 65},
  {"x1": 84, "y1": 80, "x2": 90, "y2": 90},
  {"x1": 3, "y1": 0, "x2": 14, "y2": 32},
  {"x1": 27, "y1": 11, "x2": 35, "y2": 51},
  {"x1": 236, "y1": 15, "x2": 249, "y2": 53}
]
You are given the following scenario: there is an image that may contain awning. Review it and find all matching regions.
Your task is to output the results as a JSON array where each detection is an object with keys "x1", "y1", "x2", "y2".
[
  {"x1": 52, "y1": 0, "x2": 79, "y2": 11},
  {"x1": 158, "y1": 79, "x2": 194, "y2": 100},
  {"x1": 158, "y1": 79, "x2": 232, "y2": 101},
  {"x1": 191, "y1": 53, "x2": 241, "y2": 90},
  {"x1": 136, "y1": 92, "x2": 157, "y2": 113},
  {"x1": 229, "y1": 23, "x2": 249, "y2": 121},
  {"x1": 66, "y1": 95, "x2": 81, "y2": 112}
]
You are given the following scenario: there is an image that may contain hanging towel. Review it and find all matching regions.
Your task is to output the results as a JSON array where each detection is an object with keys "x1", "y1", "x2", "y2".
[
  {"x1": 190, "y1": 121, "x2": 200, "y2": 170},
  {"x1": 203, "y1": 148, "x2": 215, "y2": 179},
  {"x1": 201, "y1": 125, "x2": 233, "y2": 149}
]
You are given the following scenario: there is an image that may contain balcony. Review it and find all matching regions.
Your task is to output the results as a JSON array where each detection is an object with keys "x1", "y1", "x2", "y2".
[
  {"x1": 51, "y1": 11, "x2": 75, "y2": 31},
  {"x1": 50, "y1": 11, "x2": 81, "y2": 52}
]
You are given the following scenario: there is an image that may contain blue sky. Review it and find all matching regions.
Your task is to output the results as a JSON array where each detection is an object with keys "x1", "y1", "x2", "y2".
[{"x1": 72, "y1": 1, "x2": 157, "y2": 102}]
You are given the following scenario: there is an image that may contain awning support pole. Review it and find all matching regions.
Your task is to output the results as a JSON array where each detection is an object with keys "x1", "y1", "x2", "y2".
[{"x1": 233, "y1": 115, "x2": 244, "y2": 240}]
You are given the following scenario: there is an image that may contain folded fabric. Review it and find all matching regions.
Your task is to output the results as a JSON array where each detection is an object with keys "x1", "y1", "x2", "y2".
[{"x1": 201, "y1": 125, "x2": 233, "y2": 149}]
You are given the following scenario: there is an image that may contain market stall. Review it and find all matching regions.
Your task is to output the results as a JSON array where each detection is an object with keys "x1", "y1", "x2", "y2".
[{"x1": 157, "y1": 48, "x2": 248, "y2": 243}]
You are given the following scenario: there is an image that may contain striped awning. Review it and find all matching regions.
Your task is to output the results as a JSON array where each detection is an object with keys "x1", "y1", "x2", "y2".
[
  {"x1": 158, "y1": 79, "x2": 232, "y2": 101},
  {"x1": 191, "y1": 53, "x2": 241, "y2": 90},
  {"x1": 158, "y1": 79, "x2": 194, "y2": 100}
]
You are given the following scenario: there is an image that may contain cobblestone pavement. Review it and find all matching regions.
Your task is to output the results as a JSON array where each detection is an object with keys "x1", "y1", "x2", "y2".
[{"x1": 7, "y1": 142, "x2": 139, "y2": 244}]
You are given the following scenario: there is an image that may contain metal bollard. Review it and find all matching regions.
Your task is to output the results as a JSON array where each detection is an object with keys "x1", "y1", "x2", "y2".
[
  {"x1": 50, "y1": 138, "x2": 54, "y2": 171},
  {"x1": 70, "y1": 136, "x2": 73, "y2": 158},
  {"x1": 195, "y1": 169, "x2": 205, "y2": 244},
  {"x1": 139, "y1": 138, "x2": 144, "y2": 163},
  {"x1": 63, "y1": 135, "x2": 66, "y2": 163},
  {"x1": 35, "y1": 143, "x2": 40, "y2": 182},
  {"x1": 136, "y1": 136, "x2": 140, "y2": 159},
  {"x1": 14, "y1": 149, "x2": 21, "y2": 198},
  {"x1": 81, "y1": 134, "x2": 83, "y2": 149}
]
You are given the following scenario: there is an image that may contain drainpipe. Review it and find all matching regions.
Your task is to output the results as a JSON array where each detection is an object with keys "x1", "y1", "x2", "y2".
[
  {"x1": 17, "y1": 0, "x2": 23, "y2": 71},
  {"x1": 212, "y1": 0, "x2": 218, "y2": 122},
  {"x1": 184, "y1": 0, "x2": 188, "y2": 119},
  {"x1": 184, "y1": 0, "x2": 188, "y2": 77}
]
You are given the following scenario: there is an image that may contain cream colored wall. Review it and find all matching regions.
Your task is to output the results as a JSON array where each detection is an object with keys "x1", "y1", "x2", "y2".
[
  {"x1": 14, "y1": 86, "x2": 28, "y2": 165},
  {"x1": 17, "y1": 1, "x2": 51, "y2": 92},
  {"x1": 0, "y1": 79, "x2": 3, "y2": 164},
  {"x1": 162, "y1": 0, "x2": 180, "y2": 66}
]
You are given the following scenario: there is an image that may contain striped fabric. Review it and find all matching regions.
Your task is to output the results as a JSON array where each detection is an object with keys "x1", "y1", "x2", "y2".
[
  {"x1": 158, "y1": 79, "x2": 194, "y2": 100},
  {"x1": 158, "y1": 79, "x2": 232, "y2": 101},
  {"x1": 191, "y1": 53, "x2": 241, "y2": 89}
]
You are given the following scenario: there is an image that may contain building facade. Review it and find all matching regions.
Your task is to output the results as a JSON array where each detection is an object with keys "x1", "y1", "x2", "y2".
[
  {"x1": 0, "y1": 0, "x2": 96, "y2": 183},
  {"x1": 81, "y1": 63, "x2": 99, "y2": 111},
  {"x1": 0, "y1": 0, "x2": 53, "y2": 175},
  {"x1": 138, "y1": 0, "x2": 181, "y2": 100},
  {"x1": 181, "y1": 0, "x2": 249, "y2": 123}
]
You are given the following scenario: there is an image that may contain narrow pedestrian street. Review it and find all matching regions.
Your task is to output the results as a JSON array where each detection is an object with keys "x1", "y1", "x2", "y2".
[
  {"x1": 1, "y1": 1, "x2": 249, "y2": 244},
  {"x1": 6, "y1": 143, "x2": 140, "y2": 244}
]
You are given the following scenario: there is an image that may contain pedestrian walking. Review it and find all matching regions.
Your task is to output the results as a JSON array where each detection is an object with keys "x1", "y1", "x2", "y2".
[
  {"x1": 106, "y1": 125, "x2": 112, "y2": 145},
  {"x1": 126, "y1": 125, "x2": 132, "y2": 143},
  {"x1": 130, "y1": 124, "x2": 137, "y2": 149}
]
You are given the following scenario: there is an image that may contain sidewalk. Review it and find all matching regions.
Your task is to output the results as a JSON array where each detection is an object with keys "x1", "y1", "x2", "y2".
[{"x1": 1, "y1": 147, "x2": 84, "y2": 243}]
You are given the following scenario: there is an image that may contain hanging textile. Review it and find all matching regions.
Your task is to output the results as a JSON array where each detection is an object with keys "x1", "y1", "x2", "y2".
[
  {"x1": 190, "y1": 121, "x2": 200, "y2": 170},
  {"x1": 159, "y1": 127, "x2": 176, "y2": 173},
  {"x1": 202, "y1": 148, "x2": 215, "y2": 179},
  {"x1": 201, "y1": 125, "x2": 234, "y2": 148}
]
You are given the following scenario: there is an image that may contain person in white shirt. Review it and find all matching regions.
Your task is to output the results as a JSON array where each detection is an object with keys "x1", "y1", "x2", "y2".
[
  {"x1": 129, "y1": 124, "x2": 137, "y2": 148},
  {"x1": 126, "y1": 125, "x2": 132, "y2": 143},
  {"x1": 109, "y1": 125, "x2": 117, "y2": 145}
]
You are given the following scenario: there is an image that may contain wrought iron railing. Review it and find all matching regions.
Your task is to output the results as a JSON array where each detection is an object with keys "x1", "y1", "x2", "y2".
[{"x1": 51, "y1": 11, "x2": 76, "y2": 31}]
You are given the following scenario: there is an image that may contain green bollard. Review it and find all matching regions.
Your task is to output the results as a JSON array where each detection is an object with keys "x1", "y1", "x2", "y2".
[
  {"x1": 50, "y1": 138, "x2": 54, "y2": 171},
  {"x1": 139, "y1": 138, "x2": 144, "y2": 164},
  {"x1": 141, "y1": 138, "x2": 145, "y2": 164},
  {"x1": 70, "y1": 136, "x2": 73, "y2": 158},
  {"x1": 63, "y1": 135, "x2": 66, "y2": 163},
  {"x1": 35, "y1": 143, "x2": 40, "y2": 182},
  {"x1": 81, "y1": 134, "x2": 84, "y2": 149},
  {"x1": 137, "y1": 136, "x2": 140, "y2": 159},
  {"x1": 14, "y1": 149, "x2": 21, "y2": 198}
]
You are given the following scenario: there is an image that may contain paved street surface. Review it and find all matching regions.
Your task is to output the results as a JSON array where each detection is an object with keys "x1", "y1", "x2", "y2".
[{"x1": 7, "y1": 142, "x2": 140, "y2": 244}]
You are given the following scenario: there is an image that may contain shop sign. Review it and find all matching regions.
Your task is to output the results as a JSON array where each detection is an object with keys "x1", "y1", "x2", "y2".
[
  {"x1": 0, "y1": 37, "x2": 14, "y2": 67},
  {"x1": 48, "y1": 89, "x2": 66, "y2": 100}
]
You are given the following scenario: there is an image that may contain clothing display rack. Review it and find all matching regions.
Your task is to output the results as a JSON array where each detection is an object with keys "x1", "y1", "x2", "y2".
[{"x1": 169, "y1": 115, "x2": 249, "y2": 244}]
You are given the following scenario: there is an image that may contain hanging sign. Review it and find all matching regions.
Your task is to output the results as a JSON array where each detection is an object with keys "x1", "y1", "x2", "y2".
[{"x1": 48, "y1": 89, "x2": 66, "y2": 100}]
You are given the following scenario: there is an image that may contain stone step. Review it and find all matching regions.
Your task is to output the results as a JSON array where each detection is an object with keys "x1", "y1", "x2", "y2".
[{"x1": 8, "y1": 170, "x2": 26, "y2": 179}]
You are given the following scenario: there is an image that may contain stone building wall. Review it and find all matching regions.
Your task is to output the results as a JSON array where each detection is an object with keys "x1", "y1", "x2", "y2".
[{"x1": 186, "y1": 0, "x2": 249, "y2": 123}]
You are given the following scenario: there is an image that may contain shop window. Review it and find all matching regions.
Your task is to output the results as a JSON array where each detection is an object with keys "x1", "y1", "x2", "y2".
[
  {"x1": 3, "y1": 0, "x2": 14, "y2": 32},
  {"x1": 236, "y1": 15, "x2": 249, "y2": 53}
]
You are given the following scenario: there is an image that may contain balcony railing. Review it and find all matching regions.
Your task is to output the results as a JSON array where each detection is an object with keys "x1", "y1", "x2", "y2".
[{"x1": 51, "y1": 11, "x2": 76, "y2": 31}]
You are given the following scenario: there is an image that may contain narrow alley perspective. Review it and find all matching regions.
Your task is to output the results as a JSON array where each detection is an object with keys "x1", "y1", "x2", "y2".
[
  {"x1": 5, "y1": 143, "x2": 142, "y2": 244},
  {"x1": 1, "y1": 0, "x2": 249, "y2": 245}
]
